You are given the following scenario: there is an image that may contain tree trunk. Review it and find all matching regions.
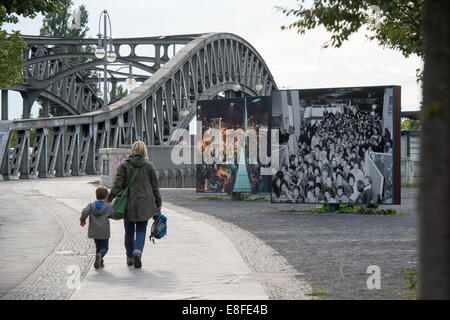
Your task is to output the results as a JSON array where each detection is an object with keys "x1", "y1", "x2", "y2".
[{"x1": 419, "y1": 0, "x2": 450, "y2": 299}]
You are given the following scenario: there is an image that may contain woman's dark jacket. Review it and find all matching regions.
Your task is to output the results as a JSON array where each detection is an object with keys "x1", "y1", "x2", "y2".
[{"x1": 108, "y1": 154, "x2": 162, "y2": 222}]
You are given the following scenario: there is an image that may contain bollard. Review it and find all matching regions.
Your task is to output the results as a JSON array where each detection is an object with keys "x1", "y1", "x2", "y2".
[{"x1": 329, "y1": 204, "x2": 340, "y2": 213}]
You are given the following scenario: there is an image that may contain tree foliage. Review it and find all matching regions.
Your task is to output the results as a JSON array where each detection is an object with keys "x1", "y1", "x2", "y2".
[
  {"x1": 0, "y1": 1, "x2": 65, "y2": 88},
  {"x1": 0, "y1": 29, "x2": 27, "y2": 88},
  {"x1": 38, "y1": 0, "x2": 130, "y2": 117},
  {"x1": 38, "y1": 0, "x2": 90, "y2": 117},
  {"x1": 277, "y1": 0, "x2": 423, "y2": 59},
  {"x1": 401, "y1": 117, "x2": 421, "y2": 130},
  {"x1": 115, "y1": 84, "x2": 129, "y2": 101},
  {"x1": 39, "y1": 0, "x2": 89, "y2": 38},
  {"x1": 0, "y1": 0, "x2": 63, "y2": 19}
]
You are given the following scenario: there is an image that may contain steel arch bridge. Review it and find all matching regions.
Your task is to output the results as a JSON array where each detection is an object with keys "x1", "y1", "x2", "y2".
[{"x1": 0, "y1": 33, "x2": 277, "y2": 180}]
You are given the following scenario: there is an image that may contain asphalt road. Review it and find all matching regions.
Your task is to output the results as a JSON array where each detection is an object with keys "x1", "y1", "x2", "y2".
[{"x1": 162, "y1": 188, "x2": 418, "y2": 300}]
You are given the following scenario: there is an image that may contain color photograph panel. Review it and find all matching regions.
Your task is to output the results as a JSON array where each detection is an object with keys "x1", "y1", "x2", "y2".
[{"x1": 196, "y1": 96, "x2": 270, "y2": 193}]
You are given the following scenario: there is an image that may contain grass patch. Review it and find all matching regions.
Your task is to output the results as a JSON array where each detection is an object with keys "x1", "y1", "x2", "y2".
[
  {"x1": 88, "y1": 180, "x2": 100, "y2": 185},
  {"x1": 307, "y1": 204, "x2": 404, "y2": 215},
  {"x1": 186, "y1": 195, "x2": 228, "y2": 201},
  {"x1": 187, "y1": 193, "x2": 269, "y2": 202},
  {"x1": 242, "y1": 197, "x2": 269, "y2": 202},
  {"x1": 403, "y1": 267, "x2": 418, "y2": 299},
  {"x1": 306, "y1": 287, "x2": 330, "y2": 299},
  {"x1": 231, "y1": 192, "x2": 250, "y2": 201},
  {"x1": 402, "y1": 182, "x2": 419, "y2": 188},
  {"x1": 401, "y1": 177, "x2": 419, "y2": 188},
  {"x1": 262, "y1": 207, "x2": 306, "y2": 214}
]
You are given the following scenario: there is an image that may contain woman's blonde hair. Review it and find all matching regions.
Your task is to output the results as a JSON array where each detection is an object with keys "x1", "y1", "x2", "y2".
[{"x1": 130, "y1": 140, "x2": 148, "y2": 159}]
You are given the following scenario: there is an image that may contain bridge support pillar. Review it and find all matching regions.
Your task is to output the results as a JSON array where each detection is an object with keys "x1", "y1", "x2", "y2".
[
  {"x1": 71, "y1": 126, "x2": 82, "y2": 176},
  {"x1": 55, "y1": 127, "x2": 67, "y2": 177},
  {"x1": 38, "y1": 128, "x2": 52, "y2": 178},
  {"x1": 85, "y1": 125, "x2": 97, "y2": 175},
  {"x1": 21, "y1": 91, "x2": 40, "y2": 119},
  {"x1": 43, "y1": 100, "x2": 49, "y2": 118},
  {"x1": 1, "y1": 90, "x2": 8, "y2": 120},
  {"x1": 19, "y1": 130, "x2": 36, "y2": 179}
]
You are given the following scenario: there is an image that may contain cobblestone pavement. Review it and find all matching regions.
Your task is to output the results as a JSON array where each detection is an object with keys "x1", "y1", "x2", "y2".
[{"x1": 162, "y1": 188, "x2": 419, "y2": 300}]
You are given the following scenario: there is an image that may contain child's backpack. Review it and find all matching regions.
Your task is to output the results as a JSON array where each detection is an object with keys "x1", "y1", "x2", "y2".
[{"x1": 150, "y1": 212, "x2": 167, "y2": 243}]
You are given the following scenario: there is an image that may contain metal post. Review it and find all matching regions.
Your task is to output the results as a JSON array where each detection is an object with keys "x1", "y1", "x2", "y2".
[
  {"x1": 329, "y1": 204, "x2": 340, "y2": 212},
  {"x1": 43, "y1": 100, "x2": 49, "y2": 118},
  {"x1": 104, "y1": 11, "x2": 108, "y2": 107},
  {"x1": 1, "y1": 90, "x2": 8, "y2": 120},
  {"x1": 22, "y1": 96, "x2": 32, "y2": 119}
]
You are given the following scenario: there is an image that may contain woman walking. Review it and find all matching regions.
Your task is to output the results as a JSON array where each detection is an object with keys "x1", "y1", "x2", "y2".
[{"x1": 108, "y1": 140, "x2": 162, "y2": 268}]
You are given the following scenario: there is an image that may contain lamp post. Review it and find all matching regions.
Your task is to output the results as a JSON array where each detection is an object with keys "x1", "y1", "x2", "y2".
[
  {"x1": 95, "y1": 10, "x2": 116, "y2": 109},
  {"x1": 108, "y1": 64, "x2": 137, "y2": 89}
]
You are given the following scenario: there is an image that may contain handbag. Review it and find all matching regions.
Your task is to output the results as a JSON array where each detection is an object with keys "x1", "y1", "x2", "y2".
[{"x1": 111, "y1": 167, "x2": 139, "y2": 220}]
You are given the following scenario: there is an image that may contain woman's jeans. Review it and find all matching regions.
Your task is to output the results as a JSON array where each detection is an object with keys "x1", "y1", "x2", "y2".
[{"x1": 124, "y1": 217, "x2": 148, "y2": 258}]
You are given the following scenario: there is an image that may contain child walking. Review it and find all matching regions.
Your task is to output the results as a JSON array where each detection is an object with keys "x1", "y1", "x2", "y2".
[{"x1": 80, "y1": 186, "x2": 113, "y2": 269}]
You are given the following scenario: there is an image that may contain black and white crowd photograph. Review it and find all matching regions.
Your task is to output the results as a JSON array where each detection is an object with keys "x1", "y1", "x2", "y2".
[{"x1": 271, "y1": 86, "x2": 396, "y2": 204}]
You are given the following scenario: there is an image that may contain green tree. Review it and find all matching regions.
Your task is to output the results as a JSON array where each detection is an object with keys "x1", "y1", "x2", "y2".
[
  {"x1": 39, "y1": 0, "x2": 89, "y2": 38},
  {"x1": 0, "y1": 1, "x2": 65, "y2": 88},
  {"x1": 38, "y1": 0, "x2": 90, "y2": 117},
  {"x1": 0, "y1": 29, "x2": 27, "y2": 88},
  {"x1": 115, "y1": 84, "x2": 129, "y2": 101},
  {"x1": 38, "y1": 0, "x2": 130, "y2": 117},
  {"x1": 277, "y1": 0, "x2": 423, "y2": 58},
  {"x1": 0, "y1": 0, "x2": 63, "y2": 18},
  {"x1": 401, "y1": 118, "x2": 421, "y2": 130}
]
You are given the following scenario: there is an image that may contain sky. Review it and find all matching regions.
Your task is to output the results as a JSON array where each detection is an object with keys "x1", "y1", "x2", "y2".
[{"x1": 1, "y1": 0, "x2": 422, "y2": 121}]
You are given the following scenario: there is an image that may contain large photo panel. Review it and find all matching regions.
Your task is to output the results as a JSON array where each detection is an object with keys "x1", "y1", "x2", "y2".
[
  {"x1": 196, "y1": 96, "x2": 270, "y2": 193},
  {"x1": 270, "y1": 86, "x2": 400, "y2": 204}
]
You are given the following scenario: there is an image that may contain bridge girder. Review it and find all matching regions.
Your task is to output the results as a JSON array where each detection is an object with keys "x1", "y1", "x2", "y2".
[{"x1": 1, "y1": 33, "x2": 277, "y2": 180}]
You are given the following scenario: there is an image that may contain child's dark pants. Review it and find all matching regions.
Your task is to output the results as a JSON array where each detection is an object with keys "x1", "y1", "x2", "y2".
[{"x1": 94, "y1": 239, "x2": 109, "y2": 257}]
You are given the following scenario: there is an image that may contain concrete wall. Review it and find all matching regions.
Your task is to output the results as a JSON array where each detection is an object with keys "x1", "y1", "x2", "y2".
[
  {"x1": 100, "y1": 146, "x2": 196, "y2": 188},
  {"x1": 400, "y1": 130, "x2": 420, "y2": 184}
]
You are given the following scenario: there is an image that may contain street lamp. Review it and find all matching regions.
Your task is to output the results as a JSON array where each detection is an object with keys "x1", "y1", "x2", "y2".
[
  {"x1": 230, "y1": 74, "x2": 263, "y2": 93},
  {"x1": 255, "y1": 83, "x2": 263, "y2": 92},
  {"x1": 125, "y1": 64, "x2": 137, "y2": 88},
  {"x1": 179, "y1": 101, "x2": 190, "y2": 118},
  {"x1": 95, "y1": 10, "x2": 116, "y2": 109},
  {"x1": 94, "y1": 47, "x2": 105, "y2": 59}
]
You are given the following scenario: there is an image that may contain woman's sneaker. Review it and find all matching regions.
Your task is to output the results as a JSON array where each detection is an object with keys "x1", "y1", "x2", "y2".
[
  {"x1": 133, "y1": 253, "x2": 142, "y2": 268},
  {"x1": 94, "y1": 254, "x2": 102, "y2": 269}
]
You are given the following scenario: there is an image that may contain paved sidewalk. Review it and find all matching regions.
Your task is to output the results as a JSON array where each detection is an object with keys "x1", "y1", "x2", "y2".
[
  {"x1": 70, "y1": 205, "x2": 267, "y2": 300},
  {"x1": 0, "y1": 177, "x2": 310, "y2": 300},
  {"x1": 0, "y1": 183, "x2": 61, "y2": 297}
]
